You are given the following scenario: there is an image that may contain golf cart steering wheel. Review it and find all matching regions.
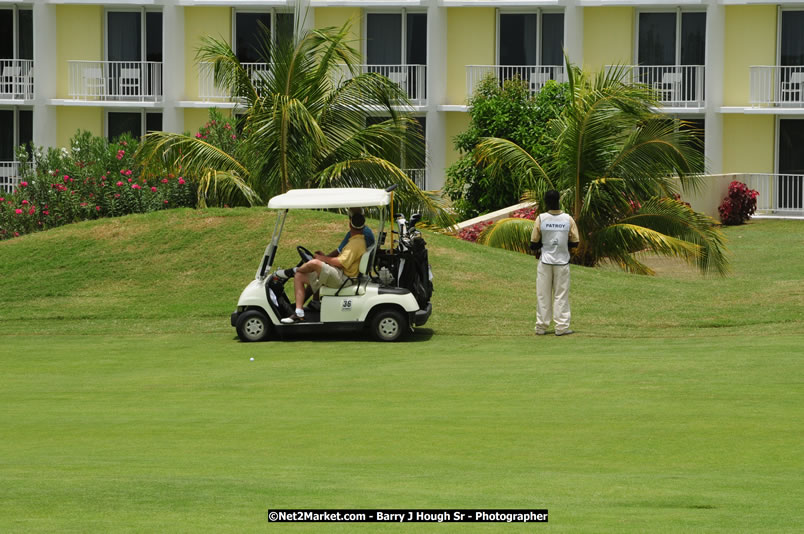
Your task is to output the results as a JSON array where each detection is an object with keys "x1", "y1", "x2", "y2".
[{"x1": 297, "y1": 245, "x2": 314, "y2": 263}]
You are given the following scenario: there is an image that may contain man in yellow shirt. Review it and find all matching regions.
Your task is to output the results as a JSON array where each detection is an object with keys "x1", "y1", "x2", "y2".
[{"x1": 278, "y1": 213, "x2": 368, "y2": 323}]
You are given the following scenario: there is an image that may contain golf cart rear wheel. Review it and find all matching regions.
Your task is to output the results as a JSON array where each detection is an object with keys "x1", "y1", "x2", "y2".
[
  {"x1": 370, "y1": 309, "x2": 408, "y2": 342},
  {"x1": 236, "y1": 310, "x2": 271, "y2": 342}
]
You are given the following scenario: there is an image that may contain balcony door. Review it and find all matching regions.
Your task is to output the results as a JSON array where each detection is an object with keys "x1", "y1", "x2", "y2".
[
  {"x1": 106, "y1": 11, "x2": 162, "y2": 98},
  {"x1": 497, "y1": 12, "x2": 564, "y2": 88},
  {"x1": 235, "y1": 11, "x2": 294, "y2": 63},
  {"x1": 0, "y1": 107, "x2": 32, "y2": 191},
  {"x1": 0, "y1": 8, "x2": 33, "y2": 99},
  {"x1": 366, "y1": 12, "x2": 427, "y2": 101},
  {"x1": 777, "y1": 119, "x2": 804, "y2": 210},
  {"x1": 638, "y1": 11, "x2": 705, "y2": 103},
  {"x1": 107, "y1": 111, "x2": 162, "y2": 141}
]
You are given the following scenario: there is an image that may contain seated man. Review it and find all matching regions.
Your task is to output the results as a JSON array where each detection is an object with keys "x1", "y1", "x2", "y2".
[{"x1": 276, "y1": 213, "x2": 368, "y2": 323}]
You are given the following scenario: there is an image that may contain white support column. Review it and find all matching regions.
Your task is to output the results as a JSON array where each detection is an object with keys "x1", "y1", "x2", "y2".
[
  {"x1": 161, "y1": 2, "x2": 184, "y2": 133},
  {"x1": 426, "y1": 0, "x2": 447, "y2": 190},
  {"x1": 32, "y1": 1, "x2": 57, "y2": 149},
  {"x1": 563, "y1": 0, "x2": 584, "y2": 68},
  {"x1": 705, "y1": 1, "x2": 724, "y2": 175}
]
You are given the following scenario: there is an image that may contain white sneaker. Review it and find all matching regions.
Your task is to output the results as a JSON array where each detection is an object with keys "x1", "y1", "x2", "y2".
[
  {"x1": 555, "y1": 329, "x2": 574, "y2": 336},
  {"x1": 534, "y1": 328, "x2": 547, "y2": 335}
]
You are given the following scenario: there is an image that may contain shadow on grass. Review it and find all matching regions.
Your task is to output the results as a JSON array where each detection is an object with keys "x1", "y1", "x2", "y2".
[{"x1": 232, "y1": 328, "x2": 435, "y2": 344}]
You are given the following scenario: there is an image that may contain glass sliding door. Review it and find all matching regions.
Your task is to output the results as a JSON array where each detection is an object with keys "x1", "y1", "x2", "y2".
[
  {"x1": 108, "y1": 111, "x2": 142, "y2": 141},
  {"x1": 107, "y1": 11, "x2": 162, "y2": 99},
  {"x1": 499, "y1": 14, "x2": 537, "y2": 66},
  {"x1": 0, "y1": 109, "x2": 13, "y2": 161},
  {"x1": 235, "y1": 12, "x2": 272, "y2": 63},
  {"x1": 541, "y1": 13, "x2": 564, "y2": 67},
  {"x1": 778, "y1": 119, "x2": 804, "y2": 210},
  {"x1": 367, "y1": 14, "x2": 402, "y2": 65}
]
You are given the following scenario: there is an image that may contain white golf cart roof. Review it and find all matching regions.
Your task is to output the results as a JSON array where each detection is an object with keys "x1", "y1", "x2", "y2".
[{"x1": 267, "y1": 188, "x2": 391, "y2": 210}]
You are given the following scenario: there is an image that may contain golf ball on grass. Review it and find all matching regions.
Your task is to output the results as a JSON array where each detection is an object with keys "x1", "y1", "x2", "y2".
[{"x1": 250, "y1": 357, "x2": 254, "y2": 361}]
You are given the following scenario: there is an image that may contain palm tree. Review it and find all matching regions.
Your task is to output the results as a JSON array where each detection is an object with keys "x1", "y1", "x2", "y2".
[
  {"x1": 138, "y1": 19, "x2": 450, "y2": 225},
  {"x1": 473, "y1": 62, "x2": 728, "y2": 275}
]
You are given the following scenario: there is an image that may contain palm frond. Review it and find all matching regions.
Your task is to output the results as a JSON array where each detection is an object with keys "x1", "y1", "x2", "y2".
[{"x1": 477, "y1": 217, "x2": 536, "y2": 255}]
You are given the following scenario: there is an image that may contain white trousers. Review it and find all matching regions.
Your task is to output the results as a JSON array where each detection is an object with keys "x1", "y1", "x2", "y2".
[{"x1": 536, "y1": 262, "x2": 571, "y2": 334}]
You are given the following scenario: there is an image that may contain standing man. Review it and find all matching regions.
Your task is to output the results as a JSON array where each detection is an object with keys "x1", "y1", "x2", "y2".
[{"x1": 530, "y1": 190, "x2": 580, "y2": 336}]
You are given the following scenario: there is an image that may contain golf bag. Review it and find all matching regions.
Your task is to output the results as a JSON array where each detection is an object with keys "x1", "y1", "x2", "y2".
[{"x1": 376, "y1": 215, "x2": 433, "y2": 309}]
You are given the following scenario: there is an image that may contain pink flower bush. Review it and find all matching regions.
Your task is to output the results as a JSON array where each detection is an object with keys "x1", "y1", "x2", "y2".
[
  {"x1": 457, "y1": 220, "x2": 493, "y2": 243},
  {"x1": 14, "y1": 208, "x2": 22, "y2": 215},
  {"x1": 151, "y1": 186, "x2": 157, "y2": 192},
  {"x1": 131, "y1": 184, "x2": 141, "y2": 190}
]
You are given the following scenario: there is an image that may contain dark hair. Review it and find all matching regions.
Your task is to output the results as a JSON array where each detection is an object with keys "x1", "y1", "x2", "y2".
[
  {"x1": 544, "y1": 190, "x2": 560, "y2": 211},
  {"x1": 350, "y1": 213, "x2": 366, "y2": 229}
]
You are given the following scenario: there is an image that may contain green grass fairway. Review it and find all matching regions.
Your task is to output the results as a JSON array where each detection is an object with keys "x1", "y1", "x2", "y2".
[{"x1": 1, "y1": 210, "x2": 802, "y2": 532}]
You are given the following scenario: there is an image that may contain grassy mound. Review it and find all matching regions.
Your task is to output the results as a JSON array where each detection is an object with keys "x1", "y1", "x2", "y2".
[{"x1": 0, "y1": 208, "x2": 801, "y2": 337}]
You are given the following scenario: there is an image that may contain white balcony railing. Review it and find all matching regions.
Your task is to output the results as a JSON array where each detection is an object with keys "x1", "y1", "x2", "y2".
[
  {"x1": 404, "y1": 168, "x2": 426, "y2": 190},
  {"x1": 739, "y1": 174, "x2": 804, "y2": 214},
  {"x1": 750, "y1": 66, "x2": 804, "y2": 108},
  {"x1": 198, "y1": 62, "x2": 271, "y2": 102},
  {"x1": 68, "y1": 61, "x2": 162, "y2": 102},
  {"x1": 0, "y1": 59, "x2": 34, "y2": 100},
  {"x1": 615, "y1": 65, "x2": 705, "y2": 108},
  {"x1": 466, "y1": 65, "x2": 565, "y2": 100},
  {"x1": 335, "y1": 64, "x2": 427, "y2": 105},
  {"x1": 0, "y1": 161, "x2": 23, "y2": 193}
]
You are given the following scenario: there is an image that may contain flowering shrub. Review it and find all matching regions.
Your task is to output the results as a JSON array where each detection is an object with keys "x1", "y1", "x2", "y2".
[
  {"x1": 0, "y1": 131, "x2": 195, "y2": 241},
  {"x1": 509, "y1": 206, "x2": 538, "y2": 220},
  {"x1": 192, "y1": 109, "x2": 241, "y2": 155},
  {"x1": 457, "y1": 220, "x2": 493, "y2": 242},
  {"x1": 718, "y1": 181, "x2": 758, "y2": 225}
]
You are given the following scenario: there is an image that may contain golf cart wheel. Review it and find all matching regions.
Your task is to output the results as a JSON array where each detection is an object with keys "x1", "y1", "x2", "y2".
[
  {"x1": 236, "y1": 310, "x2": 271, "y2": 342},
  {"x1": 370, "y1": 308, "x2": 408, "y2": 342}
]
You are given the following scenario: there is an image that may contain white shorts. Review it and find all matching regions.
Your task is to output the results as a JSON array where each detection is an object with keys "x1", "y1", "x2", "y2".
[{"x1": 308, "y1": 262, "x2": 349, "y2": 291}]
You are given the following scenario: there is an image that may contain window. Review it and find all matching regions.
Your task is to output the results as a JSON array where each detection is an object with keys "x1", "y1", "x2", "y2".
[
  {"x1": 637, "y1": 11, "x2": 705, "y2": 104},
  {"x1": 498, "y1": 12, "x2": 564, "y2": 67},
  {"x1": 780, "y1": 11, "x2": 804, "y2": 67},
  {"x1": 0, "y1": 108, "x2": 32, "y2": 160},
  {"x1": 0, "y1": 8, "x2": 33, "y2": 99},
  {"x1": 495, "y1": 12, "x2": 564, "y2": 90},
  {"x1": 108, "y1": 111, "x2": 162, "y2": 141},
  {"x1": 365, "y1": 12, "x2": 427, "y2": 101},
  {"x1": 777, "y1": 119, "x2": 804, "y2": 209},
  {"x1": 234, "y1": 10, "x2": 294, "y2": 63},
  {"x1": 0, "y1": 107, "x2": 31, "y2": 191},
  {"x1": 106, "y1": 10, "x2": 162, "y2": 98}
]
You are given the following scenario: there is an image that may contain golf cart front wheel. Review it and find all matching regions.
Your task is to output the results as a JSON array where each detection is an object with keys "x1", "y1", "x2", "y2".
[
  {"x1": 370, "y1": 309, "x2": 408, "y2": 342},
  {"x1": 236, "y1": 310, "x2": 271, "y2": 342}
]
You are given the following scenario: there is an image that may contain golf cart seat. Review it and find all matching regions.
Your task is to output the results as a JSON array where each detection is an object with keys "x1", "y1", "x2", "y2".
[{"x1": 319, "y1": 243, "x2": 376, "y2": 297}]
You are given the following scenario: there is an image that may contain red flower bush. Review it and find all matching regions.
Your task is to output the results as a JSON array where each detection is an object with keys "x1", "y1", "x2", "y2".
[
  {"x1": 457, "y1": 220, "x2": 493, "y2": 243},
  {"x1": 718, "y1": 181, "x2": 758, "y2": 225}
]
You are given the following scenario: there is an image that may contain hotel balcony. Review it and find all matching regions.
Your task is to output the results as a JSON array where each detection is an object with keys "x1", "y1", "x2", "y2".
[
  {"x1": 614, "y1": 65, "x2": 705, "y2": 109},
  {"x1": 344, "y1": 65, "x2": 427, "y2": 106},
  {"x1": 200, "y1": 63, "x2": 427, "y2": 106},
  {"x1": 68, "y1": 61, "x2": 162, "y2": 103},
  {"x1": 750, "y1": 66, "x2": 804, "y2": 109},
  {"x1": 466, "y1": 65, "x2": 565, "y2": 100},
  {"x1": 0, "y1": 60, "x2": 34, "y2": 101}
]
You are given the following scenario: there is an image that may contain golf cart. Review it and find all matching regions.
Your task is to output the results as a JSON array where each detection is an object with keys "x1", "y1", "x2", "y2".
[{"x1": 231, "y1": 186, "x2": 433, "y2": 342}]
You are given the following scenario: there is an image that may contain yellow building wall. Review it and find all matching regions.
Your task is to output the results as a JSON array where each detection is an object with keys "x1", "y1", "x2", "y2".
[
  {"x1": 446, "y1": 8, "x2": 495, "y2": 105},
  {"x1": 723, "y1": 6, "x2": 777, "y2": 107},
  {"x1": 722, "y1": 115, "x2": 775, "y2": 173},
  {"x1": 582, "y1": 7, "x2": 634, "y2": 73},
  {"x1": 56, "y1": 107, "x2": 103, "y2": 148},
  {"x1": 444, "y1": 112, "x2": 472, "y2": 169},
  {"x1": 314, "y1": 7, "x2": 362, "y2": 53},
  {"x1": 184, "y1": 7, "x2": 232, "y2": 101},
  {"x1": 184, "y1": 108, "x2": 221, "y2": 134},
  {"x1": 56, "y1": 6, "x2": 103, "y2": 100}
]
